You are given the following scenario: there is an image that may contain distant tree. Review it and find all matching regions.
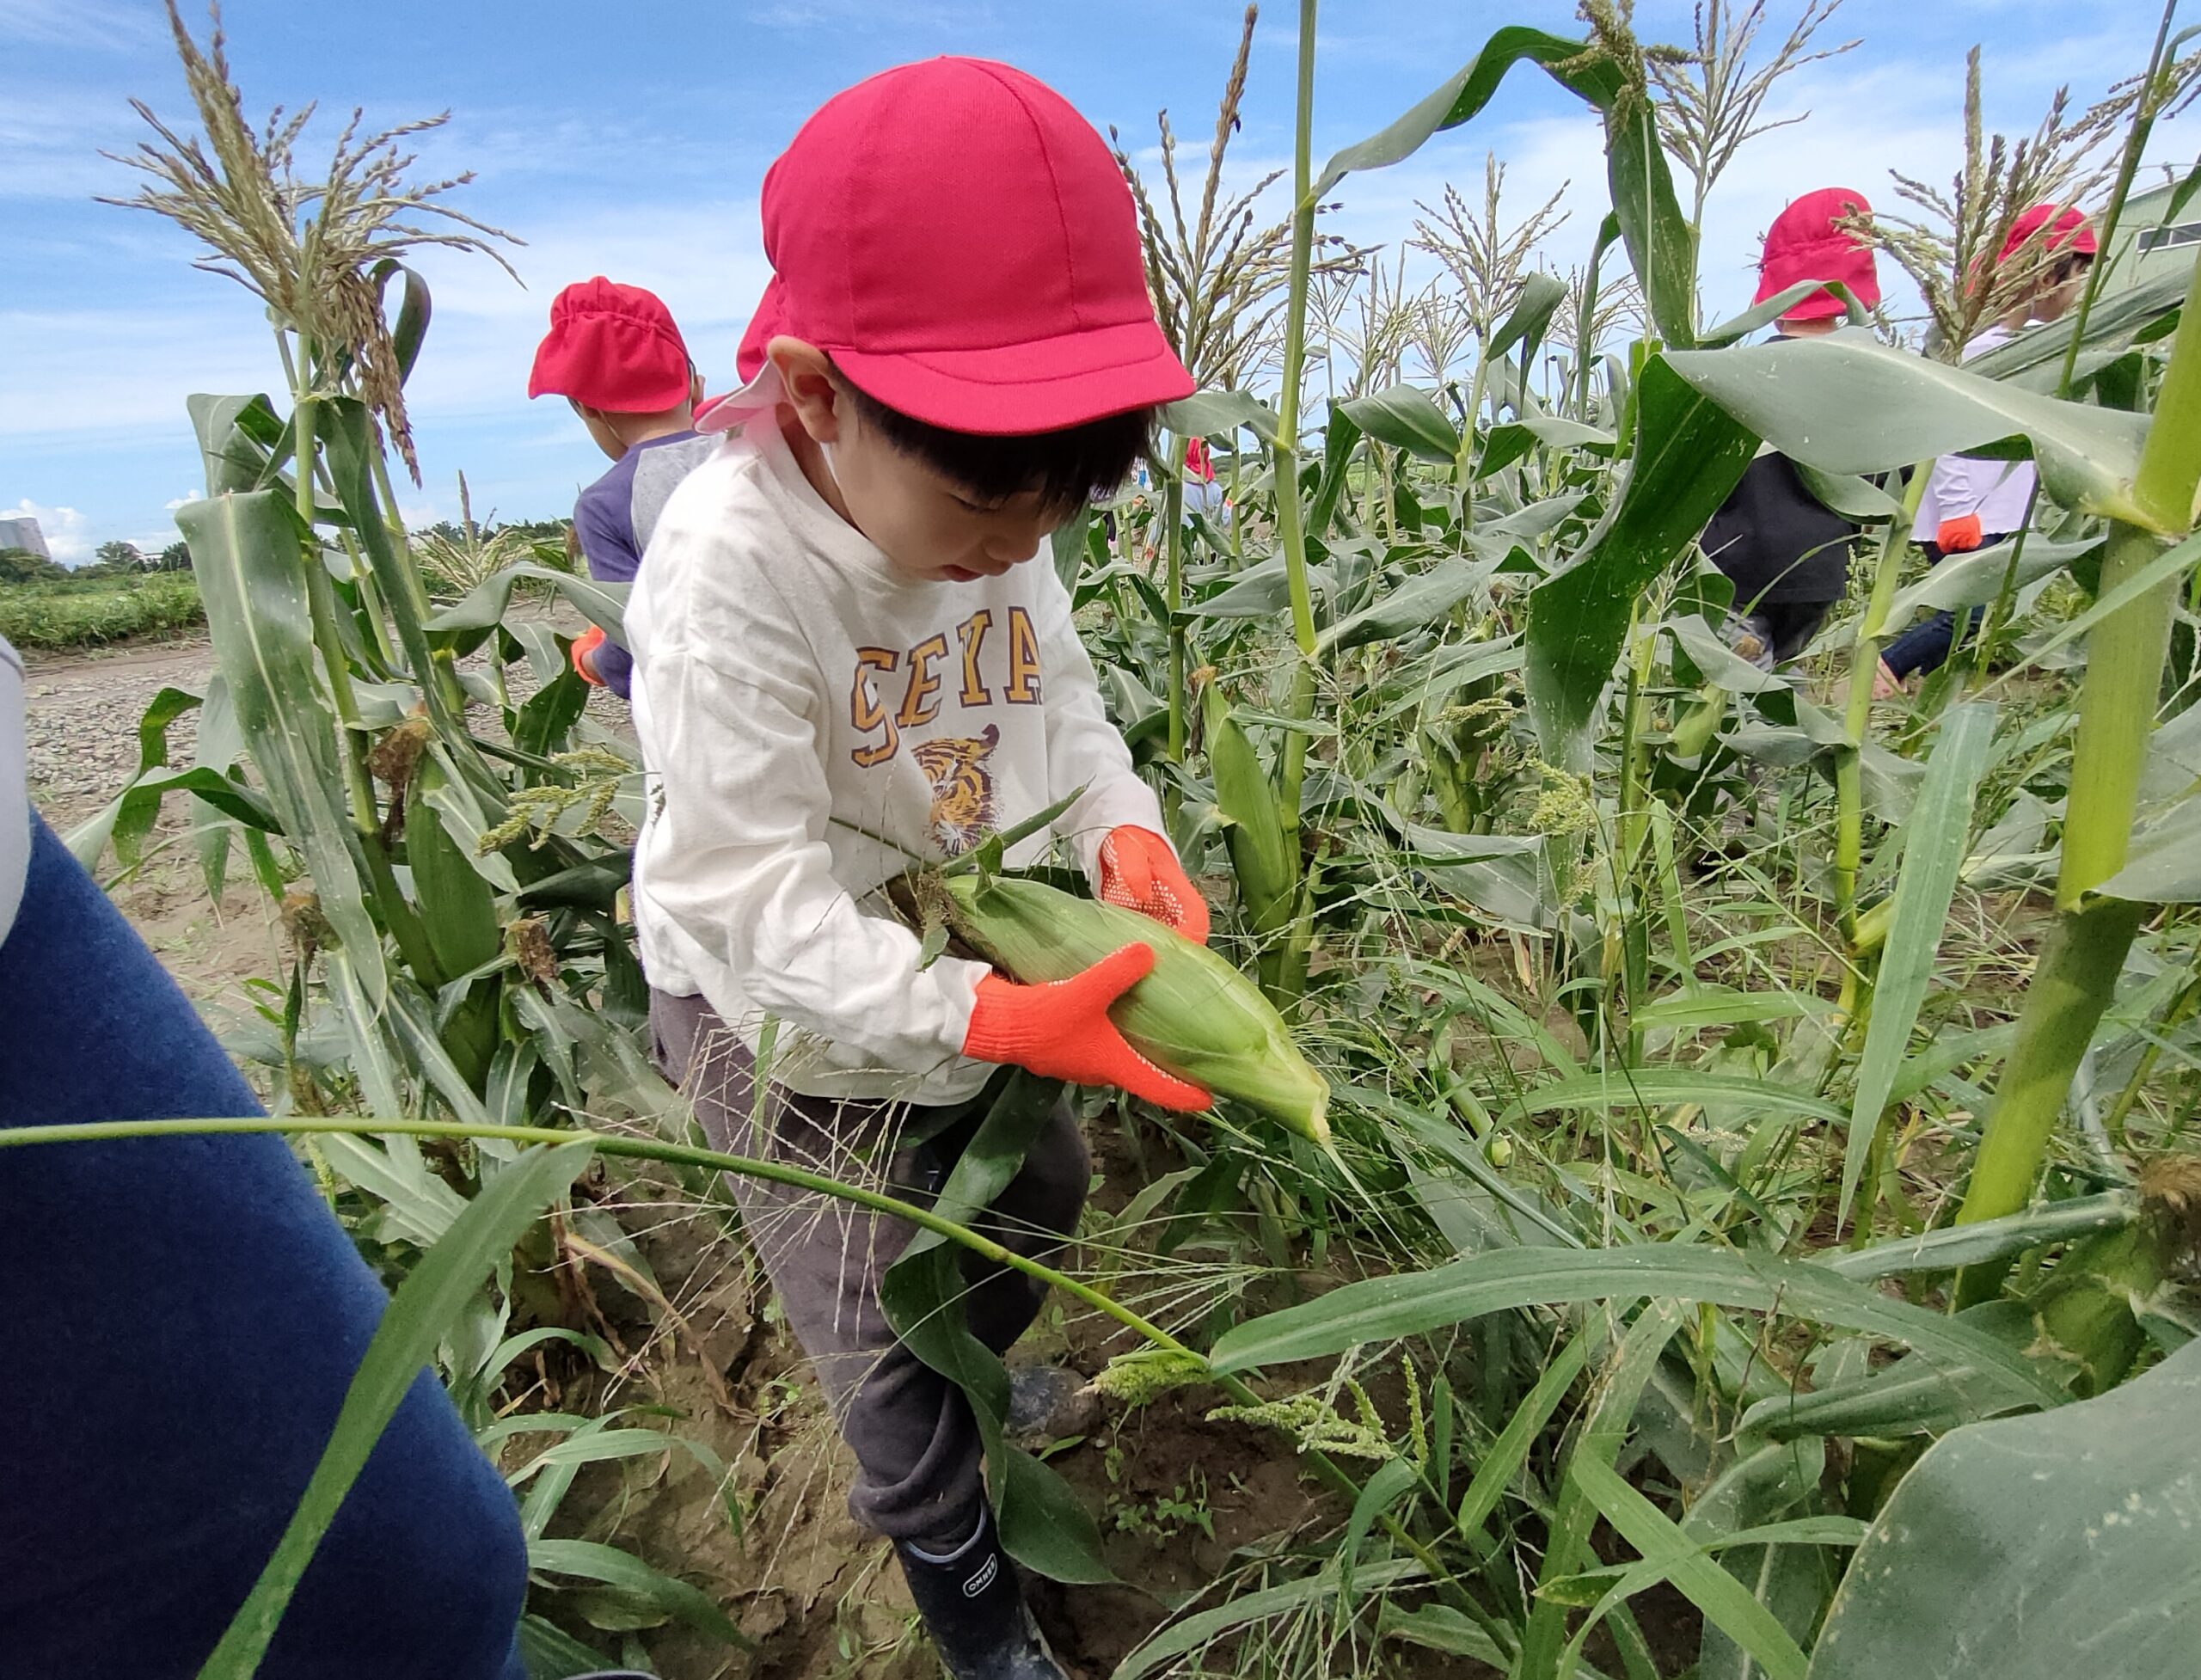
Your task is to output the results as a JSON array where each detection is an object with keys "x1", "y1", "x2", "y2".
[
  {"x1": 0, "y1": 547, "x2": 67, "y2": 585},
  {"x1": 93, "y1": 540, "x2": 148, "y2": 574},
  {"x1": 156, "y1": 541, "x2": 193, "y2": 573}
]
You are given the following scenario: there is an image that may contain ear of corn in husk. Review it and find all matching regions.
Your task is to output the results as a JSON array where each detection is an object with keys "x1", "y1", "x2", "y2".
[{"x1": 935, "y1": 871, "x2": 1331, "y2": 1149}]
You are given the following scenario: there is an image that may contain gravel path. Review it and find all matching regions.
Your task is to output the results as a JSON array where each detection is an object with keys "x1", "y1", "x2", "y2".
[
  {"x1": 21, "y1": 637, "x2": 218, "y2": 830},
  {"x1": 18, "y1": 625, "x2": 618, "y2": 1011}
]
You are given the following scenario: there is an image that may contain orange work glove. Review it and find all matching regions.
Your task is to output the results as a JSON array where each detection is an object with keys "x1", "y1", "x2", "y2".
[
  {"x1": 1934, "y1": 513, "x2": 1984, "y2": 553},
  {"x1": 1097, "y1": 825, "x2": 1211, "y2": 943},
  {"x1": 962, "y1": 942, "x2": 1211, "y2": 1113},
  {"x1": 570, "y1": 624, "x2": 608, "y2": 686}
]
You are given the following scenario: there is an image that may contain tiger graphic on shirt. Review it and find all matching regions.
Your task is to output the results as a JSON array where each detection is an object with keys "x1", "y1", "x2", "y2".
[{"x1": 910, "y1": 725, "x2": 1000, "y2": 855}]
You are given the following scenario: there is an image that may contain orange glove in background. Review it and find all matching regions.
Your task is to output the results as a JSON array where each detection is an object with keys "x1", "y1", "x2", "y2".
[
  {"x1": 570, "y1": 625, "x2": 608, "y2": 685},
  {"x1": 962, "y1": 942, "x2": 1211, "y2": 1113},
  {"x1": 1934, "y1": 513, "x2": 1984, "y2": 553},
  {"x1": 1097, "y1": 825, "x2": 1210, "y2": 943}
]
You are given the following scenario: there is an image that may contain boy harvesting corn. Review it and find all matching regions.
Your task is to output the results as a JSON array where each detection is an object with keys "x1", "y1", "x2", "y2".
[
  {"x1": 528, "y1": 276, "x2": 714, "y2": 698},
  {"x1": 627, "y1": 58, "x2": 1206, "y2": 1679}
]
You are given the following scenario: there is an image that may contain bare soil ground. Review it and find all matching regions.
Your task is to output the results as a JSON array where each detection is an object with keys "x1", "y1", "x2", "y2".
[{"x1": 21, "y1": 637, "x2": 283, "y2": 1034}]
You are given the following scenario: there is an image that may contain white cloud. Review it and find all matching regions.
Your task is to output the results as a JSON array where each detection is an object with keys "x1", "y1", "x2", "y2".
[
  {"x1": 162, "y1": 493, "x2": 199, "y2": 510},
  {"x1": 1, "y1": 498, "x2": 89, "y2": 564},
  {"x1": 0, "y1": 0, "x2": 156, "y2": 49}
]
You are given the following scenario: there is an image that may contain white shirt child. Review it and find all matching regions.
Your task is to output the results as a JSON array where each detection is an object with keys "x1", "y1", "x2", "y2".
[{"x1": 627, "y1": 400, "x2": 1163, "y2": 1105}]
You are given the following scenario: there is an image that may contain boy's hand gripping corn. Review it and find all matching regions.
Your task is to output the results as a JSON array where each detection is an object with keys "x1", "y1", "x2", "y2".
[{"x1": 941, "y1": 872, "x2": 1331, "y2": 1147}]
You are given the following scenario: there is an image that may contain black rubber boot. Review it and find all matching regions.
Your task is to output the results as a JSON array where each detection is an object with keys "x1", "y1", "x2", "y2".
[{"x1": 894, "y1": 1506, "x2": 1067, "y2": 1679}]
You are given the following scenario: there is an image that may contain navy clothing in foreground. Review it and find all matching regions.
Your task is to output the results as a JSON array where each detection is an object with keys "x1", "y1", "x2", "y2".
[
  {"x1": 0, "y1": 819, "x2": 530, "y2": 1680},
  {"x1": 572, "y1": 428, "x2": 719, "y2": 696}
]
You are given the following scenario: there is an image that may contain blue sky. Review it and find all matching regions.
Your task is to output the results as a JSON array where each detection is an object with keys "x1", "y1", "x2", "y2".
[{"x1": 2, "y1": 0, "x2": 2192, "y2": 562}]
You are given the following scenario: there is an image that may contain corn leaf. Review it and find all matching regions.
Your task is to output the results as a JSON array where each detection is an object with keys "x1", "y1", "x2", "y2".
[
  {"x1": 1159, "y1": 389, "x2": 1279, "y2": 445},
  {"x1": 1308, "y1": 26, "x2": 1695, "y2": 346},
  {"x1": 1524, "y1": 355, "x2": 1760, "y2": 769},
  {"x1": 1824, "y1": 1191, "x2": 2137, "y2": 1282},
  {"x1": 1337, "y1": 383, "x2": 1461, "y2": 463},
  {"x1": 2102, "y1": 783, "x2": 2201, "y2": 901},
  {"x1": 1736, "y1": 1303, "x2": 2057, "y2": 1442},
  {"x1": 178, "y1": 489, "x2": 387, "y2": 1004},
  {"x1": 427, "y1": 562, "x2": 628, "y2": 652},
  {"x1": 1501, "y1": 1070, "x2": 1848, "y2": 1128},
  {"x1": 1478, "y1": 413, "x2": 1618, "y2": 479},
  {"x1": 1884, "y1": 535, "x2": 2097, "y2": 620},
  {"x1": 1490, "y1": 271, "x2": 1568, "y2": 359},
  {"x1": 1318, "y1": 555, "x2": 1497, "y2": 653},
  {"x1": 1665, "y1": 334, "x2": 2155, "y2": 528},
  {"x1": 526, "y1": 1537, "x2": 750, "y2": 1650},
  {"x1": 187, "y1": 391, "x2": 291, "y2": 497},
  {"x1": 1806, "y1": 1338, "x2": 2201, "y2": 1679},
  {"x1": 1208, "y1": 1248, "x2": 2066, "y2": 1412},
  {"x1": 877, "y1": 1074, "x2": 1114, "y2": 1585},
  {"x1": 1842, "y1": 702, "x2": 1998, "y2": 1225},
  {"x1": 321, "y1": 397, "x2": 461, "y2": 732},
  {"x1": 1963, "y1": 267, "x2": 2186, "y2": 392}
]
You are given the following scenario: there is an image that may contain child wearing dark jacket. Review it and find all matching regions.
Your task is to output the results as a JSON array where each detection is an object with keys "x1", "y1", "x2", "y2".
[{"x1": 1702, "y1": 187, "x2": 1881, "y2": 669}]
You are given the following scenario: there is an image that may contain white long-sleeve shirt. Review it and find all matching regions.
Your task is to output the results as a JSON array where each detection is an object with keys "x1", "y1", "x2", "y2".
[
  {"x1": 627, "y1": 408, "x2": 1165, "y2": 1104},
  {"x1": 1914, "y1": 326, "x2": 2037, "y2": 541}
]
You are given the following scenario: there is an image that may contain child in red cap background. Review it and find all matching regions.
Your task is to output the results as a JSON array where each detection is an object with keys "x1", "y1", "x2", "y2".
[
  {"x1": 1701, "y1": 187, "x2": 1880, "y2": 669},
  {"x1": 528, "y1": 277, "x2": 715, "y2": 698},
  {"x1": 624, "y1": 58, "x2": 1200, "y2": 1679},
  {"x1": 1879, "y1": 204, "x2": 2099, "y2": 693}
]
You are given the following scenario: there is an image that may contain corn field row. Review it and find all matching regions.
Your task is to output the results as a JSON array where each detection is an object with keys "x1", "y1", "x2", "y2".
[{"x1": 33, "y1": 1, "x2": 2201, "y2": 1676}]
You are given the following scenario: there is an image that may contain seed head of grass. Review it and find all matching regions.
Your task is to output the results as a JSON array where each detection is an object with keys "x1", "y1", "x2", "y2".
[
  {"x1": 1208, "y1": 1376, "x2": 1396, "y2": 1462},
  {"x1": 1090, "y1": 1346, "x2": 1211, "y2": 1407}
]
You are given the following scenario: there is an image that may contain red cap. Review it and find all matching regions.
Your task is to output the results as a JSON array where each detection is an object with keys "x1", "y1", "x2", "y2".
[
  {"x1": 1755, "y1": 187, "x2": 1880, "y2": 321},
  {"x1": 529, "y1": 278, "x2": 692, "y2": 413},
  {"x1": 722, "y1": 57, "x2": 1192, "y2": 437},
  {"x1": 1998, "y1": 204, "x2": 2099, "y2": 265}
]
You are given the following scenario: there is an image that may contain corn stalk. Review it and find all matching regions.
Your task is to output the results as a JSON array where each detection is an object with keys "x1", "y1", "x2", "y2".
[
  {"x1": 1954, "y1": 251, "x2": 2201, "y2": 1298},
  {"x1": 1266, "y1": 0, "x2": 1324, "y2": 1003}
]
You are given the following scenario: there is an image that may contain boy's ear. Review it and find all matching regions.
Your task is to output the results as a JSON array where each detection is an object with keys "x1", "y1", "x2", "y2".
[{"x1": 767, "y1": 336, "x2": 842, "y2": 443}]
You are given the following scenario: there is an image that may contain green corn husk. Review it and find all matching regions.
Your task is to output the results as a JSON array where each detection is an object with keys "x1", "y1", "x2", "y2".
[{"x1": 936, "y1": 872, "x2": 1331, "y2": 1147}]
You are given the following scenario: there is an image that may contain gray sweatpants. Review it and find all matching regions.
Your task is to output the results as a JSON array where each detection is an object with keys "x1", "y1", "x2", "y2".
[{"x1": 648, "y1": 990, "x2": 1089, "y2": 1552}]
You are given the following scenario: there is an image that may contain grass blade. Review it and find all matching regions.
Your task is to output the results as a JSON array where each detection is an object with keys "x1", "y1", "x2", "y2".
[
  {"x1": 1567, "y1": 1457, "x2": 1811, "y2": 1680},
  {"x1": 1842, "y1": 701, "x2": 1998, "y2": 1226}
]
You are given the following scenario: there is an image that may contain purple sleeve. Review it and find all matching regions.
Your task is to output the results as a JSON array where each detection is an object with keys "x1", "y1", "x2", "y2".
[{"x1": 571, "y1": 479, "x2": 640, "y2": 699}]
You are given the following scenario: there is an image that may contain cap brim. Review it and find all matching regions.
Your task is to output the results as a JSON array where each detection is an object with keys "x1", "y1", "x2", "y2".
[{"x1": 831, "y1": 319, "x2": 1194, "y2": 436}]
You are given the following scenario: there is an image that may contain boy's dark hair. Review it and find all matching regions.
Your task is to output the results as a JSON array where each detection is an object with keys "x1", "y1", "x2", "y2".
[
  {"x1": 832, "y1": 364, "x2": 1153, "y2": 512},
  {"x1": 2051, "y1": 251, "x2": 2094, "y2": 288}
]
